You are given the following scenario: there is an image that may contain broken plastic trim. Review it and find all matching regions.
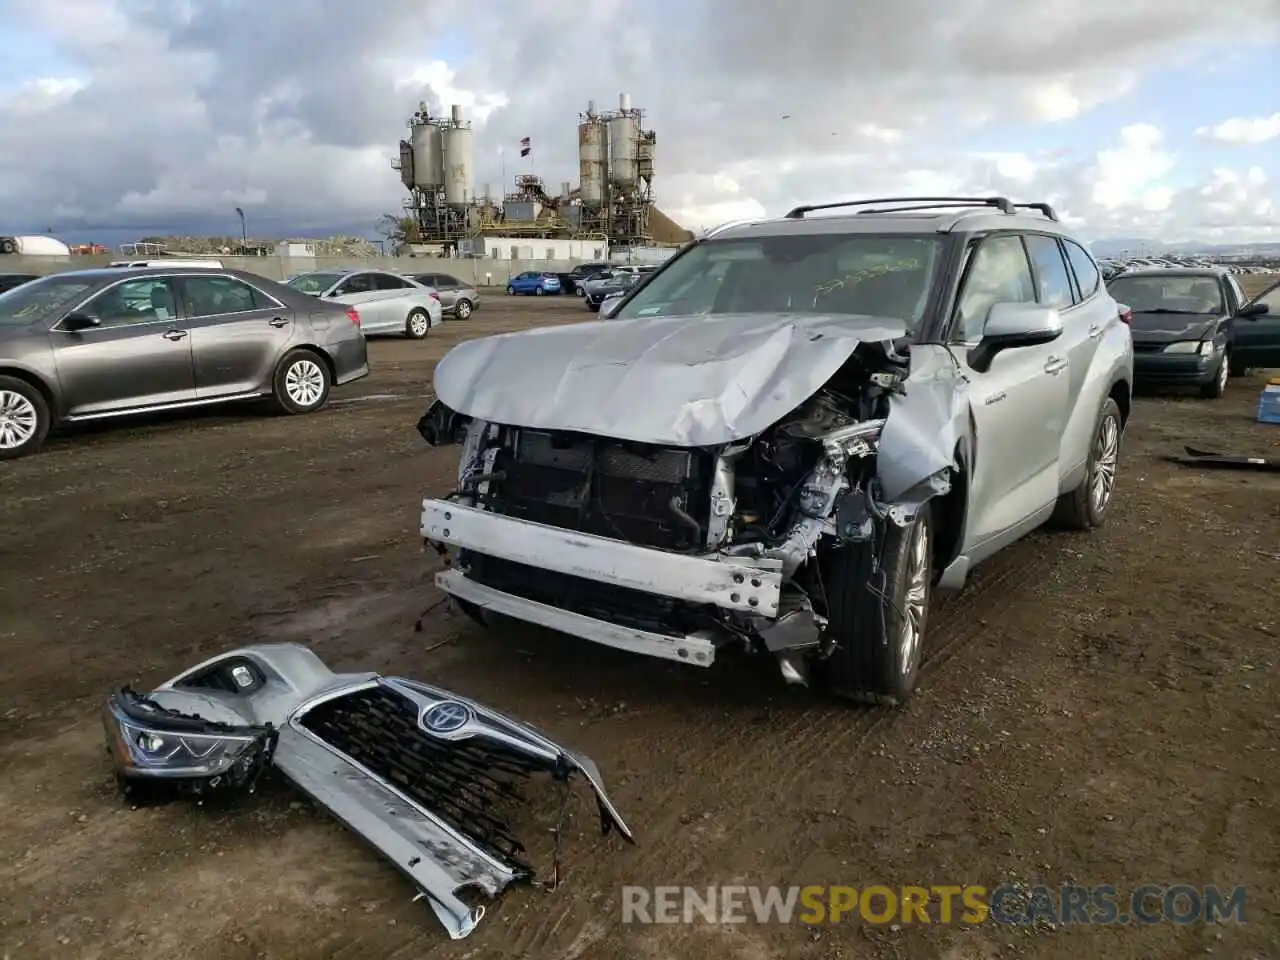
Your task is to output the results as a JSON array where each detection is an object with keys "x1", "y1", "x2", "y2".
[{"x1": 103, "y1": 644, "x2": 635, "y2": 941}]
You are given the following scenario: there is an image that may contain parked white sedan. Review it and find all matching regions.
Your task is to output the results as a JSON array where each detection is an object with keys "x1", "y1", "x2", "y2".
[{"x1": 285, "y1": 269, "x2": 444, "y2": 338}]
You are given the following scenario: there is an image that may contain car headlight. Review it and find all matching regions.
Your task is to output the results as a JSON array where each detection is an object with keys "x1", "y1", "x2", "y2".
[
  {"x1": 1198, "y1": 340, "x2": 1217, "y2": 356},
  {"x1": 1162, "y1": 340, "x2": 1201, "y2": 354},
  {"x1": 103, "y1": 689, "x2": 277, "y2": 794}
]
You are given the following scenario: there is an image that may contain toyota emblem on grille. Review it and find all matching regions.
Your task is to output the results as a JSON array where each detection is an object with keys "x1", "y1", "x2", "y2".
[{"x1": 421, "y1": 700, "x2": 472, "y2": 735}]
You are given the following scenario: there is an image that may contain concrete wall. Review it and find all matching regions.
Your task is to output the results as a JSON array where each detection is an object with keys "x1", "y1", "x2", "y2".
[{"x1": 0, "y1": 254, "x2": 597, "y2": 285}]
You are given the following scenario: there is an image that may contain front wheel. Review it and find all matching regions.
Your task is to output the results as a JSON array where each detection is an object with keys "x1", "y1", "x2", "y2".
[
  {"x1": 405, "y1": 308, "x2": 430, "y2": 339},
  {"x1": 534, "y1": 286, "x2": 545, "y2": 296},
  {"x1": 0, "y1": 376, "x2": 51, "y2": 460},
  {"x1": 506, "y1": 285, "x2": 515, "y2": 295},
  {"x1": 455, "y1": 298, "x2": 473, "y2": 319},
  {"x1": 1051, "y1": 397, "x2": 1122, "y2": 529},
  {"x1": 818, "y1": 507, "x2": 933, "y2": 705},
  {"x1": 272, "y1": 350, "x2": 331, "y2": 415},
  {"x1": 1200, "y1": 355, "x2": 1229, "y2": 399}
]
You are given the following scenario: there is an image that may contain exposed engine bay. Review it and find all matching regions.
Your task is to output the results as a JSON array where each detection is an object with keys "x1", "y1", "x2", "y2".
[
  {"x1": 419, "y1": 339, "x2": 955, "y2": 687},
  {"x1": 102, "y1": 644, "x2": 634, "y2": 940}
]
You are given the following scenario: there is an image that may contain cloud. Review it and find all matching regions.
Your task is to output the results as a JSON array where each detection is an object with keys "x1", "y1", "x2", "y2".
[
  {"x1": 1196, "y1": 112, "x2": 1280, "y2": 145},
  {"x1": 0, "y1": 0, "x2": 1277, "y2": 243}
]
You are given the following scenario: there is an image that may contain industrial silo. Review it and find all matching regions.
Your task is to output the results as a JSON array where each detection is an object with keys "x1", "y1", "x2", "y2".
[
  {"x1": 578, "y1": 100, "x2": 607, "y2": 209},
  {"x1": 410, "y1": 110, "x2": 444, "y2": 190},
  {"x1": 442, "y1": 104, "x2": 475, "y2": 209},
  {"x1": 608, "y1": 93, "x2": 639, "y2": 187}
]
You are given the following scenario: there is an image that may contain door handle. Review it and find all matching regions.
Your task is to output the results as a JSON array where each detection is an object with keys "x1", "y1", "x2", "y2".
[
  {"x1": 163, "y1": 329, "x2": 187, "y2": 341},
  {"x1": 1044, "y1": 356, "x2": 1068, "y2": 375},
  {"x1": 268, "y1": 317, "x2": 290, "y2": 328},
  {"x1": 1088, "y1": 324, "x2": 1102, "y2": 339}
]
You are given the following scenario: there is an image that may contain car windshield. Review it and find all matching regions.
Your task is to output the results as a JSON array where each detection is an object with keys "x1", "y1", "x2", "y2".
[
  {"x1": 0, "y1": 274, "x2": 97, "y2": 325},
  {"x1": 1108, "y1": 275, "x2": 1224, "y2": 314},
  {"x1": 611, "y1": 234, "x2": 943, "y2": 331},
  {"x1": 286, "y1": 272, "x2": 344, "y2": 294}
]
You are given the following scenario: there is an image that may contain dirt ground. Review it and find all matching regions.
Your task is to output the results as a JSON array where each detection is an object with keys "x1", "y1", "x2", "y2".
[{"x1": 1, "y1": 292, "x2": 1278, "y2": 960}]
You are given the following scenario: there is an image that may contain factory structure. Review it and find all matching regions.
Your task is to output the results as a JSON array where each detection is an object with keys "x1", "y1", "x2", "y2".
[{"x1": 392, "y1": 93, "x2": 675, "y2": 258}]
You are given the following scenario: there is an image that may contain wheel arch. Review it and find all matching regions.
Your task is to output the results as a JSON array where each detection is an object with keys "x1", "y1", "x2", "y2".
[
  {"x1": 280, "y1": 344, "x2": 335, "y2": 383},
  {"x1": 0, "y1": 365, "x2": 60, "y2": 420},
  {"x1": 1107, "y1": 376, "x2": 1131, "y2": 427},
  {"x1": 931, "y1": 437, "x2": 971, "y2": 575}
]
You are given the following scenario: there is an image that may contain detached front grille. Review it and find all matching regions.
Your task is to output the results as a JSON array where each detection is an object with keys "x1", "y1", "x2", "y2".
[
  {"x1": 296, "y1": 685, "x2": 545, "y2": 871},
  {"x1": 482, "y1": 428, "x2": 713, "y2": 551}
]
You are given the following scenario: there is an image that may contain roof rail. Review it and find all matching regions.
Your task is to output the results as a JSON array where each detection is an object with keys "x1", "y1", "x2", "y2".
[
  {"x1": 784, "y1": 196, "x2": 1016, "y2": 219},
  {"x1": 1014, "y1": 202, "x2": 1059, "y2": 222}
]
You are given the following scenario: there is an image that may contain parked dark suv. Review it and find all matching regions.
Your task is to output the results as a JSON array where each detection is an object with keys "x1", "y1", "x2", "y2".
[{"x1": 0, "y1": 266, "x2": 369, "y2": 459}]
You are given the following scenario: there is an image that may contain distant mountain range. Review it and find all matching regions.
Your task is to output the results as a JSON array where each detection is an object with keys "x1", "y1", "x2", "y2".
[{"x1": 1089, "y1": 238, "x2": 1280, "y2": 258}]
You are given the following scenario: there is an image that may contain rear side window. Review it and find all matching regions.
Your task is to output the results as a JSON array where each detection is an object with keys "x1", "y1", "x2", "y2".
[
  {"x1": 372, "y1": 273, "x2": 410, "y2": 290},
  {"x1": 182, "y1": 276, "x2": 265, "y2": 317},
  {"x1": 1063, "y1": 241, "x2": 1100, "y2": 300},
  {"x1": 1023, "y1": 235, "x2": 1074, "y2": 309},
  {"x1": 436, "y1": 275, "x2": 462, "y2": 288}
]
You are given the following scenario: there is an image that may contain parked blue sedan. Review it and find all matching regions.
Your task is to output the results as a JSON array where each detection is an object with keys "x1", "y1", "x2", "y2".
[{"x1": 506, "y1": 271, "x2": 561, "y2": 296}]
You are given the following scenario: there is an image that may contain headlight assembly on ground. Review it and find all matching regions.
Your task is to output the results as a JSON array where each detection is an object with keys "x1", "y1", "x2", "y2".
[{"x1": 103, "y1": 689, "x2": 278, "y2": 795}]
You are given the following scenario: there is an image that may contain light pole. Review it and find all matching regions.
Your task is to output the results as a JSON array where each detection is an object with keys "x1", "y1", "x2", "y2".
[{"x1": 234, "y1": 207, "x2": 246, "y2": 248}]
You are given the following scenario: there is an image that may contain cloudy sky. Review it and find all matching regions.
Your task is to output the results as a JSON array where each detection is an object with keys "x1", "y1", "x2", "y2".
[{"x1": 1, "y1": 0, "x2": 1277, "y2": 245}]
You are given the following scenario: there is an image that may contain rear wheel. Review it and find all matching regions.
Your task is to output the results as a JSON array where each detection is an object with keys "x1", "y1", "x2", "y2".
[
  {"x1": 455, "y1": 298, "x2": 473, "y2": 319},
  {"x1": 405, "y1": 308, "x2": 430, "y2": 339},
  {"x1": 0, "y1": 376, "x2": 51, "y2": 460},
  {"x1": 818, "y1": 507, "x2": 933, "y2": 705},
  {"x1": 1050, "y1": 397, "x2": 1122, "y2": 529},
  {"x1": 272, "y1": 350, "x2": 330, "y2": 415}
]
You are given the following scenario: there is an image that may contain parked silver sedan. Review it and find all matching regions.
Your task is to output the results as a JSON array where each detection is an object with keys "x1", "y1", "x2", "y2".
[
  {"x1": 407, "y1": 273, "x2": 480, "y2": 319},
  {"x1": 286, "y1": 269, "x2": 444, "y2": 338}
]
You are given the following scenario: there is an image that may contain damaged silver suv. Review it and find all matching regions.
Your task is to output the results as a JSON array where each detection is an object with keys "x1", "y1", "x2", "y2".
[{"x1": 418, "y1": 196, "x2": 1134, "y2": 705}]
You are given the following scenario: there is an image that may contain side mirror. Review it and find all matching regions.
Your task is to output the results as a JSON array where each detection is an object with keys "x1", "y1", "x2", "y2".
[
  {"x1": 1236, "y1": 301, "x2": 1267, "y2": 319},
  {"x1": 62, "y1": 311, "x2": 101, "y2": 331},
  {"x1": 600, "y1": 294, "x2": 625, "y2": 319},
  {"x1": 967, "y1": 302, "x2": 1063, "y2": 373}
]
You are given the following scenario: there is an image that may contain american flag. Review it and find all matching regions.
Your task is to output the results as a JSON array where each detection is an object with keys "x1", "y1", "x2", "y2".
[{"x1": 519, "y1": 136, "x2": 531, "y2": 158}]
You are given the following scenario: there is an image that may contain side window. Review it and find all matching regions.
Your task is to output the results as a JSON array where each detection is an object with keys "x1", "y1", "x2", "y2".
[
  {"x1": 86, "y1": 278, "x2": 176, "y2": 327},
  {"x1": 1024, "y1": 235, "x2": 1074, "y2": 309},
  {"x1": 337, "y1": 273, "x2": 374, "y2": 295},
  {"x1": 1063, "y1": 240, "x2": 1100, "y2": 300},
  {"x1": 951, "y1": 236, "x2": 1036, "y2": 342},
  {"x1": 372, "y1": 273, "x2": 409, "y2": 291},
  {"x1": 182, "y1": 276, "x2": 260, "y2": 317}
]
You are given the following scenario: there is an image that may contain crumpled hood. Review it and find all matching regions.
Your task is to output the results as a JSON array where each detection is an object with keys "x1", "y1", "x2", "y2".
[
  {"x1": 433, "y1": 312, "x2": 907, "y2": 447},
  {"x1": 1128, "y1": 312, "x2": 1219, "y2": 344}
]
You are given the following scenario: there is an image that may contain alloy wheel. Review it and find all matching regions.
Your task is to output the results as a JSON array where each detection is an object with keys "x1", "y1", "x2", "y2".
[
  {"x1": 899, "y1": 518, "x2": 930, "y2": 675},
  {"x1": 285, "y1": 359, "x2": 325, "y2": 408},
  {"x1": 1090, "y1": 414, "x2": 1120, "y2": 513},
  {"x1": 0, "y1": 390, "x2": 38, "y2": 450}
]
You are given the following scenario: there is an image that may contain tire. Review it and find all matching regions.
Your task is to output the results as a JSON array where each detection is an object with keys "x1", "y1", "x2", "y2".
[
  {"x1": 1050, "y1": 397, "x2": 1122, "y2": 530},
  {"x1": 1199, "y1": 355, "x2": 1229, "y2": 399},
  {"x1": 0, "y1": 375, "x2": 52, "y2": 460},
  {"x1": 506, "y1": 285, "x2": 515, "y2": 295},
  {"x1": 534, "y1": 286, "x2": 545, "y2": 296},
  {"x1": 405, "y1": 308, "x2": 430, "y2": 339},
  {"x1": 454, "y1": 298, "x2": 473, "y2": 320},
  {"x1": 818, "y1": 506, "x2": 933, "y2": 705},
  {"x1": 0, "y1": 239, "x2": 15, "y2": 254},
  {"x1": 271, "y1": 350, "x2": 331, "y2": 415}
]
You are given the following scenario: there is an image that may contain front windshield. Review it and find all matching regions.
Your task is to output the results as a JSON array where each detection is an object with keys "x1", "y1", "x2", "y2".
[
  {"x1": 612, "y1": 233, "x2": 943, "y2": 330},
  {"x1": 0, "y1": 275, "x2": 96, "y2": 326},
  {"x1": 1107, "y1": 275, "x2": 1224, "y2": 314},
  {"x1": 286, "y1": 272, "x2": 343, "y2": 294}
]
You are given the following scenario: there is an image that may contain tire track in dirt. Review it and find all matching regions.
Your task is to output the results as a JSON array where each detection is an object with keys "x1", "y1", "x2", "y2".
[{"x1": 504, "y1": 533, "x2": 1059, "y2": 955}]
